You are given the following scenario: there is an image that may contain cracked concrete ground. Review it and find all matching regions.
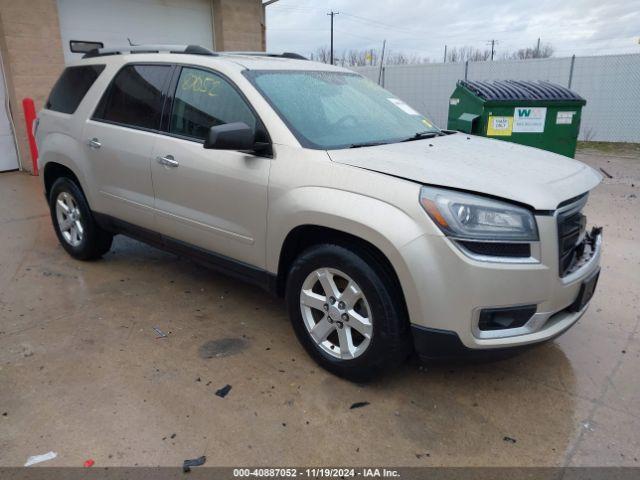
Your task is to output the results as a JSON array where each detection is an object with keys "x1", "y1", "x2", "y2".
[{"x1": 0, "y1": 147, "x2": 639, "y2": 467}]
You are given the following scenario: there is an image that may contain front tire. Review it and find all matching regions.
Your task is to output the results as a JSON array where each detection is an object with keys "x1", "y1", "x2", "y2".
[
  {"x1": 49, "y1": 177, "x2": 113, "y2": 260},
  {"x1": 286, "y1": 244, "x2": 411, "y2": 381}
]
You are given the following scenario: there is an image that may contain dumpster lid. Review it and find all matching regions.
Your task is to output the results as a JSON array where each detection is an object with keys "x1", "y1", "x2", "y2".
[{"x1": 460, "y1": 80, "x2": 584, "y2": 102}]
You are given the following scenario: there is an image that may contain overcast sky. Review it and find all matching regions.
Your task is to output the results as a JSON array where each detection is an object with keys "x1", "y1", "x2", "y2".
[{"x1": 266, "y1": 0, "x2": 640, "y2": 61}]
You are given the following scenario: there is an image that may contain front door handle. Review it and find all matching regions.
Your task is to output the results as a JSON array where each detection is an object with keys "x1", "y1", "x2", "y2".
[
  {"x1": 87, "y1": 138, "x2": 101, "y2": 149},
  {"x1": 157, "y1": 154, "x2": 179, "y2": 168}
]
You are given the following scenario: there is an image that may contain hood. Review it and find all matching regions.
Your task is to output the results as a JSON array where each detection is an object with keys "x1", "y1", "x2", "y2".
[{"x1": 327, "y1": 134, "x2": 602, "y2": 210}]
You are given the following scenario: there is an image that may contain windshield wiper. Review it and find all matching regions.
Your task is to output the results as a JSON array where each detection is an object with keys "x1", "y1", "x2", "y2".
[
  {"x1": 401, "y1": 131, "x2": 440, "y2": 142},
  {"x1": 349, "y1": 131, "x2": 442, "y2": 148},
  {"x1": 348, "y1": 141, "x2": 390, "y2": 149}
]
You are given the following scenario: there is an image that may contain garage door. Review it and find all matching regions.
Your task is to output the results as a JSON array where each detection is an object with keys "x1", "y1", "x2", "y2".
[
  {"x1": 57, "y1": 0, "x2": 214, "y2": 64},
  {"x1": 0, "y1": 63, "x2": 19, "y2": 172}
]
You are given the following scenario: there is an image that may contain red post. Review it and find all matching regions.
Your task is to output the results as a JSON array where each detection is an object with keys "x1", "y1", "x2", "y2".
[{"x1": 22, "y1": 98, "x2": 39, "y2": 176}]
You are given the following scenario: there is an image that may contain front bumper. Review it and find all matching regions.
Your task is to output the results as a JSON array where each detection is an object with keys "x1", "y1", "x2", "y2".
[
  {"x1": 399, "y1": 214, "x2": 602, "y2": 354},
  {"x1": 410, "y1": 311, "x2": 584, "y2": 360}
]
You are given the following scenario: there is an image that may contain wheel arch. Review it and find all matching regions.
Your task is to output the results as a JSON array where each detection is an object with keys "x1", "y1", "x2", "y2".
[
  {"x1": 39, "y1": 130, "x2": 92, "y2": 204},
  {"x1": 43, "y1": 162, "x2": 85, "y2": 200},
  {"x1": 275, "y1": 224, "x2": 413, "y2": 325},
  {"x1": 267, "y1": 185, "x2": 429, "y2": 327}
]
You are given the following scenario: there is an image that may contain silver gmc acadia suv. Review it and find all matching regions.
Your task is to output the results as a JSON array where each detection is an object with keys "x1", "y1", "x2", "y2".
[{"x1": 36, "y1": 45, "x2": 602, "y2": 380}]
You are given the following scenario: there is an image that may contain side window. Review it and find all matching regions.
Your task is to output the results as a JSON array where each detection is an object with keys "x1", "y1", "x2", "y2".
[
  {"x1": 93, "y1": 64, "x2": 171, "y2": 130},
  {"x1": 46, "y1": 65, "x2": 105, "y2": 114},
  {"x1": 170, "y1": 67, "x2": 257, "y2": 141}
]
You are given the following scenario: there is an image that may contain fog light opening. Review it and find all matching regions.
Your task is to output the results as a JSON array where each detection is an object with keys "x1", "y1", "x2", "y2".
[{"x1": 478, "y1": 305, "x2": 537, "y2": 331}]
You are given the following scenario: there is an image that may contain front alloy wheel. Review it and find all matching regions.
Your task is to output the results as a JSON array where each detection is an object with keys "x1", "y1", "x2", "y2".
[
  {"x1": 300, "y1": 268, "x2": 373, "y2": 360},
  {"x1": 286, "y1": 243, "x2": 412, "y2": 381}
]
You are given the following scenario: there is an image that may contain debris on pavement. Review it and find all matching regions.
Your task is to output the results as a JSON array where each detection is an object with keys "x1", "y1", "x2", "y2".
[
  {"x1": 215, "y1": 384, "x2": 232, "y2": 398},
  {"x1": 503, "y1": 436, "x2": 517, "y2": 443},
  {"x1": 183, "y1": 455, "x2": 206, "y2": 473},
  {"x1": 24, "y1": 451, "x2": 57, "y2": 467},
  {"x1": 600, "y1": 167, "x2": 613, "y2": 179},
  {"x1": 350, "y1": 401, "x2": 370, "y2": 410},
  {"x1": 83, "y1": 459, "x2": 95, "y2": 467},
  {"x1": 152, "y1": 326, "x2": 167, "y2": 338}
]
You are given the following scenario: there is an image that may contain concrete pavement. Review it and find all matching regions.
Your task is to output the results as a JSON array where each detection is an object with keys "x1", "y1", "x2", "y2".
[{"x1": 0, "y1": 148, "x2": 638, "y2": 467}]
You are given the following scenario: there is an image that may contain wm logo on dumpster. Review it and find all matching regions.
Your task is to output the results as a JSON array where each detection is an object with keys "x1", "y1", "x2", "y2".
[{"x1": 513, "y1": 107, "x2": 547, "y2": 133}]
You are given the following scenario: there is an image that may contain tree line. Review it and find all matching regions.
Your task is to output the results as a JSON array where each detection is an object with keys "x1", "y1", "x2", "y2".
[{"x1": 309, "y1": 41, "x2": 554, "y2": 66}]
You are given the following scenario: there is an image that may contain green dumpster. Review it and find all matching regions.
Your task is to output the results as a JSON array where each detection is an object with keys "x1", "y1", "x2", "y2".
[{"x1": 447, "y1": 80, "x2": 586, "y2": 158}]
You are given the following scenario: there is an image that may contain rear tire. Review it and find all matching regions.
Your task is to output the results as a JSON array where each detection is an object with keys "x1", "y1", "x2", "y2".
[
  {"x1": 286, "y1": 243, "x2": 412, "y2": 381},
  {"x1": 49, "y1": 177, "x2": 113, "y2": 260}
]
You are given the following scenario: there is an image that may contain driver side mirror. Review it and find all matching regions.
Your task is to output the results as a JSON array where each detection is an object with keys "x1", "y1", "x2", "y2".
[{"x1": 204, "y1": 122, "x2": 269, "y2": 154}]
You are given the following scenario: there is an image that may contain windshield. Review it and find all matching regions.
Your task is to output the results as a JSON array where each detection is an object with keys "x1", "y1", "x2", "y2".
[{"x1": 245, "y1": 70, "x2": 439, "y2": 150}]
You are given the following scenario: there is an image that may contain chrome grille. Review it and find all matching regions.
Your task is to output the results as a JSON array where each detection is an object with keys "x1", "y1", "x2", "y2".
[{"x1": 557, "y1": 195, "x2": 588, "y2": 277}]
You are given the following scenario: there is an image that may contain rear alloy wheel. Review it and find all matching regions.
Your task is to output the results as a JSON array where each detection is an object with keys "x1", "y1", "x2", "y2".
[
  {"x1": 49, "y1": 177, "x2": 113, "y2": 260},
  {"x1": 300, "y1": 268, "x2": 373, "y2": 360},
  {"x1": 286, "y1": 243, "x2": 412, "y2": 381},
  {"x1": 55, "y1": 191, "x2": 84, "y2": 247}
]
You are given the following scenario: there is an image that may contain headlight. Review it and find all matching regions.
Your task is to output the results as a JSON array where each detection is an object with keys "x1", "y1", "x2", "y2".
[{"x1": 419, "y1": 186, "x2": 538, "y2": 241}]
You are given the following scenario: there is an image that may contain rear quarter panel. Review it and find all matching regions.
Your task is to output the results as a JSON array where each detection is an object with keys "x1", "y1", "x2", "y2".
[{"x1": 36, "y1": 60, "x2": 119, "y2": 209}]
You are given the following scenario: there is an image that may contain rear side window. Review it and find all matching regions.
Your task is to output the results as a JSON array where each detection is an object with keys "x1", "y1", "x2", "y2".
[
  {"x1": 93, "y1": 64, "x2": 171, "y2": 130},
  {"x1": 46, "y1": 65, "x2": 105, "y2": 114}
]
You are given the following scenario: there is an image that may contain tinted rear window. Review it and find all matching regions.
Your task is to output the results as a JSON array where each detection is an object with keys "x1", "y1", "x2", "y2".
[
  {"x1": 93, "y1": 64, "x2": 171, "y2": 130},
  {"x1": 46, "y1": 65, "x2": 105, "y2": 114}
]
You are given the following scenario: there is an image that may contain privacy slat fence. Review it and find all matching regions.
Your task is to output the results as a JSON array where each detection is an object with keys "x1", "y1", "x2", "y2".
[{"x1": 353, "y1": 53, "x2": 640, "y2": 143}]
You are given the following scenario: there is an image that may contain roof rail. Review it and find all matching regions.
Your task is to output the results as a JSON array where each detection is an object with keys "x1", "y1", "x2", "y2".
[
  {"x1": 81, "y1": 45, "x2": 307, "y2": 60},
  {"x1": 220, "y1": 51, "x2": 308, "y2": 60},
  {"x1": 83, "y1": 44, "x2": 217, "y2": 59}
]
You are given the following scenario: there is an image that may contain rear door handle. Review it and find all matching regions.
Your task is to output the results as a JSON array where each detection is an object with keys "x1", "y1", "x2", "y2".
[
  {"x1": 87, "y1": 138, "x2": 101, "y2": 149},
  {"x1": 157, "y1": 154, "x2": 179, "y2": 168}
]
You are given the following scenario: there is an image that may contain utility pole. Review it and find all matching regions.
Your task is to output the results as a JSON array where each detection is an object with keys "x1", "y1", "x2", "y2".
[
  {"x1": 536, "y1": 37, "x2": 541, "y2": 57},
  {"x1": 327, "y1": 10, "x2": 339, "y2": 65},
  {"x1": 443, "y1": 45, "x2": 447, "y2": 63},
  {"x1": 377, "y1": 39, "x2": 386, "y2": 85},
  {"x1": 487, "y1": 39, "x2": 498, "y2": 61}
]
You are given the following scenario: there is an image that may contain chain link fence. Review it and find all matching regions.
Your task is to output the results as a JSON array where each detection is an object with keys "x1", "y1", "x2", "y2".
[{"x1": 353, "y1": 53, "x2": 640, "y2": 143}]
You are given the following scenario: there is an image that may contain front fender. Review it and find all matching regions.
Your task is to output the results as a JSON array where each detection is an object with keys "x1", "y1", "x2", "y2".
[{"x1": 267, "y1": 185, "x2": 431, "y2": 326}]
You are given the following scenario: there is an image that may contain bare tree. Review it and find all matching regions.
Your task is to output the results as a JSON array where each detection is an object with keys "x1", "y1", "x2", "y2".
[
  {"x1": 445, "y1": 42, "x2": 554, "y2": 62},
  {"x1": 502, "y1": 42, "x2": 554, "y2": 60},
  {"x1": 310, "y1": 46, "x2": 429, "y2": 66},
  {"x1": 446, "y1": 45, "x2": 491, "y2": 63},
  {"x1": 342, "y1": 48, "x2": 381, "y2": 66},
  {"x1": 309, "y1": 46, "x2": 331, "y2": 64},
  {"x1": 310, "y1": 42, "x2": 554, "y2": 67},
  {"x1": 386, "y1": 51, "x2": 431, "y2": 65}
]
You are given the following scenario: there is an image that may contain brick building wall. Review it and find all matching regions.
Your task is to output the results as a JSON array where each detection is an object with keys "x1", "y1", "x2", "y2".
[
  {"x1": 213, "y1": 0, "x2": 265, "y2": 52},
  {"x1": 0, "y1": 0, "x2": 266, "y2": 174},
  {"x1": 0, "y1": 0, "x2": 65, "y2": 172}
]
